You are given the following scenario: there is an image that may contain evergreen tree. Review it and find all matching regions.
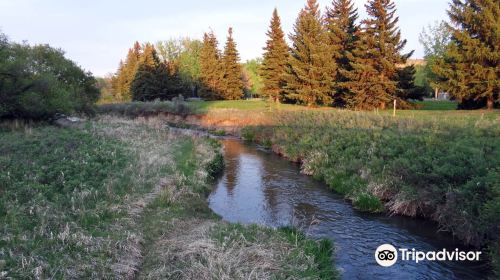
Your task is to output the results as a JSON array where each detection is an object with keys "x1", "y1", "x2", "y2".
[
  {"x1": 396, "y1": 65, "x2": 426, "y2": 101},
  {"x1": 199, "y1": 31, "x2": 223, "y2": 99},
  {"x1": 434, "y1": 0, "x2": 499, "y2": 109},
  {"x1": 261, "y1": 8, "x2": 288, "y2": 103},
  {"x1": 111, "y1": 42, "x2": 141, "y2": 101},
  {"x1": 342, "y1": 0, "x2": 412, "y2": 109},
  {"x1": 325, "y1": 0, "x2": 359, "y2": 106},
  {"x1": 221, "y1": 28, "x2": 244, "y2": 100},
  {"x1": 285, "y1": 0, "x2": 337, "y2": 106},
  {"x1": 111, "y1": 60, "x2": 126, "y2": 100},
  {"x1": 131, "y1": 43, "x2": 174, "y2": 101}
]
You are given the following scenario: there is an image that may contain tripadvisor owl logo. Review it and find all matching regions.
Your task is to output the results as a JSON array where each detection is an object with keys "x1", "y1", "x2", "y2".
[
  {"x1": 375, "y1": 244, "x2": 398, "y2": 267},
  {"x1": 375, "y1": 244, "x2": 482, "y2": 267}
]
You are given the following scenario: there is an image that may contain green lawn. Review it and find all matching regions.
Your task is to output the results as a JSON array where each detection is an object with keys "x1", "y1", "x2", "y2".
[
  {"x1": 188, "y1": 99, "x2": 460, "y2": 112},
  {"x1": 188, "y1": 99, "x2": 306, "y2": 112},
  {"x1": 415, "y1": 100, "x2": 458, "y2": 110},
  {"x1": 187, "y1": 99, "x2": 499, "y2": 120}
]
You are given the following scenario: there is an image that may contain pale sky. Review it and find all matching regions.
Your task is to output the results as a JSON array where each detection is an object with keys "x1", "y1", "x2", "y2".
[{"x1": 0, "y1": 0, "x2": 450, "y2": 76}]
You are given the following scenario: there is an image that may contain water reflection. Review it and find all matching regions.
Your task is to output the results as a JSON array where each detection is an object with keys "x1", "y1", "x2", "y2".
[{"x1": 208, "y1": 139, "x2": 489, "y2": 280}]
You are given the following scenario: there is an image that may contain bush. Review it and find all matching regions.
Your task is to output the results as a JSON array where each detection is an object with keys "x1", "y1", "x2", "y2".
[
  {"x1": 241, "y1": 126, "x2": 256, "y2": 141},
  {"x1": 0, "y1": 33, "x2": 99, "y2": 119}
]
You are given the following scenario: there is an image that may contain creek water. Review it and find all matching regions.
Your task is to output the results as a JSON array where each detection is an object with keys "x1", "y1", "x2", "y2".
[{"x1": 208, "y1": 139, "x2": 489, "y2": 280}]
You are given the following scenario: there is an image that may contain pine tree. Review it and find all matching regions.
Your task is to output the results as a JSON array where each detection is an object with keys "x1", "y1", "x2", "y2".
[
  {"x1": 221, "y1": 27, "x2": 244, "y2": 100},
  {"x1": 343, "y1": 0, "x2": 412, "y2": 109},
  {"x1": 111, "y1": 42, "x2": 141, "y2": 101},
  {"x1": 434, "y1": 0, "x2": 499, "y2": 109},
  {"x1": 285, "y1": 0, "x2": 337, "y2": 106},
  {"x1": 397, "y1": 65, "x2": 426, "y2": 101},
  {"x1": 111, "y1": 60, "x2": 126, "y2": 100},
  {"x1": 261, "y1": 8, "x2": 289, "y2": 103},
  {"x1": 325, "y1": 0, "x2": 359, "y2": 106},
  {"x1": 199, "y1": 31, "x2": 223, "y2": 100},
  {"x1": 131, "y1": 43, "x2": 174, "y2": 101}
]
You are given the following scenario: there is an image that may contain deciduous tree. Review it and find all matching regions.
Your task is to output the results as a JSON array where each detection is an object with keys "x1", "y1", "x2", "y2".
[{"x1": 419, "y1": 21, "x2": 452, "y2": 99}]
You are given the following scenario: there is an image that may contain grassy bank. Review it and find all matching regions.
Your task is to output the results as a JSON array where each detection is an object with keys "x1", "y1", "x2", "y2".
[
  {"x1": 0, "y1": 117, "x2": 337, "y2": 279},
  {"x1": 241, "y1": 109, "x2": 499, "y2": 273}
]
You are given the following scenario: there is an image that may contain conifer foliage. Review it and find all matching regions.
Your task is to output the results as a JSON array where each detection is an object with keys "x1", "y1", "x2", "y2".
[
  {"x1": 434, "y1": 0, "x2": 499, "y2": 109},
  {"x1": 261, "y1": 8, "x2": 289, "y2": 102},
  {"x1": 199, "y1": 31, "x2": 224, "y2": 99},
  {"x1": 220, "y1": 28, "x2": 244, "y2": 100},
  {"x1": 198, "y1": 28, "x2": 244, "y2": 100},
  {"x1": 131, "y1": 43, "x2": 173, "y2": 101},
  {"x1": 285, "y1": 0, "x2": 337, "y2": 106},
  {"x1": 111, "y1": 42, "x2": 185, "y2": 102},
  {"x1": 343, "y1": 0, "x2": 413, "y2": 109},
  {"x1": 111, "y1": 42, "x2": 141, "y2": 101},
  {"x1": 325, "y1": 0, "x2": 359, "y2": 105}
]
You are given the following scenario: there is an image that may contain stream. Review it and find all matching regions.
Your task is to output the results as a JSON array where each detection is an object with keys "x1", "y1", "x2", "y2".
[{"x1": 208, "y1": 139, "x2": 489, "y2": 280}]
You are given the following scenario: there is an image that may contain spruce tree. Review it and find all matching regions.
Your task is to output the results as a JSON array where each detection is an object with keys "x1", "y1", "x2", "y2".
[
  {"x1": 285, "y1": 0, "x2": 337, "y2": 106},
  {"x1": 111, "y1": 42, "x2": 141, "y2": 101},
  {"x1": 434, "y1": 0, "x2": 499, "y2": 109},
  {"x1": 325, "y1": 0, "x2": 359, "y2": 106},
  {"x1": 397, "y1": 65, "x2": 426, "y2": 101},
  {"x1": 199, "y1": 31, "x2": 223, "y2": 99},
  {"x1": 111, "y1": 60, "x2": 126, "y2": 100},
  {"x1": 261, "y1": 8, "x2": 289, "y2": 103},
  {"x1": 131, "y1": 43, "x2": 173, "y2": 101},
  {"x1": 221, "y1": 27, "x2": 244, "y2": 100},
  {"x1": 343, "y1": 0, "x2": 412, "y2": 109}
]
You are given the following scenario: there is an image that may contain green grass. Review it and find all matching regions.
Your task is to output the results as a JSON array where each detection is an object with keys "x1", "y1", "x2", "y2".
[
  {"x1": 0, "y1": 117, "x2": 338, "y2": 279},
  {"x1": 416, "y1": 100, "x2": 458, "y2": 110},
  {"x1": 189, "y1": 99, "x2": 463, "y2": 113},
  {"x1": 188, "y1": 99, "x2": 305, "y2": 112},
  {"x1": 210, "y1": 224, "x2": 338, "y2": 279},
  {"x1": 0, "y1": 126, "x2": 134, "y2": 278},
  {"x1": 242, "y1": 109, "x2": 499, "y2": 274}
]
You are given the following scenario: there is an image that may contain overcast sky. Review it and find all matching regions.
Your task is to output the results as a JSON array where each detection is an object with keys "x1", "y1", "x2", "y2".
[{"x1": 0, "y1": 0, "x2": 450, "y2": 76}]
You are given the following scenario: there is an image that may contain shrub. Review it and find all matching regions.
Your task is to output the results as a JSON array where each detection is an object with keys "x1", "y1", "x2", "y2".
[
  {"x1": 0, "y1": 33, "x2": 99, "y2": 119},
  {"x1": 241, "y1": 126, "x2": 256, "y2": 141}
]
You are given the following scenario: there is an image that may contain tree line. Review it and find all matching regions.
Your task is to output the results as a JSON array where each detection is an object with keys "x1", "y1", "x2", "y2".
[
  {"x1": 111, "y1": 28, "x2": 247, "y2": 102},
  {"x1": 110, "y1": 0, "x2": 498, "y2": 110}
]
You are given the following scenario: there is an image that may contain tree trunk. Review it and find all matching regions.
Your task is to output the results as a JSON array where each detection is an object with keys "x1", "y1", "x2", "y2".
[
  {"x1": 487, "y1": 96, "x2": 494, "y2": 110},
  {"x1": 380, "y1": 102, "x2": 386, "y2": 110},
  {"x1": 435, "y1": 87, "x2": 439, "y2": 100}
]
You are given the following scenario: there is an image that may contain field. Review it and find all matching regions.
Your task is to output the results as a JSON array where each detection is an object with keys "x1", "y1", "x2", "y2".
[
  {"x1": 188, "y1": 99, "x2": 460, "y2": 112},
  {"x1": 0, "y1": 117, "x2": 337, "y2": 279},
  {"x1": 118, "y1": 99, "x2": 498, "y2": 274},
  {"x1": 417, "y1": 100, "x2": 458, "y2": 110}
]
